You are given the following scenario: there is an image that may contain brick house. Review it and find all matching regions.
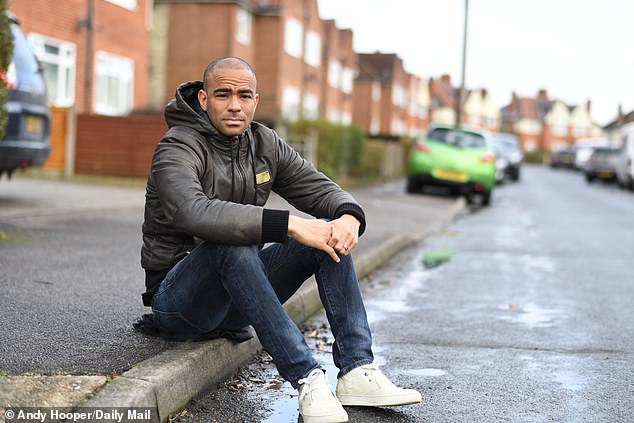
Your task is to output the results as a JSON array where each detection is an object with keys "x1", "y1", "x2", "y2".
[
  {"x1": 500, "y1": 90, "x2": 599, "y2": 153},
  {"x1": 320, "y1": 19, "x2": 355, "y2": 125},
  {"x1": 352, "y1": 62, "x2": 382, "y2": 136},
  {"x1": 463, "y1": 89, "x2": 499, "y2": 132},
  {"x1": 9, "y1": 0, "x2": 152, "y2": 115},
  {"x1": 152, "y1": 0, "x2": 325, "y2": 128},
  {"x1": 354, "y1": 53, "x2": 410, "y2": 137},
  {"x1": 604, "y1": 105, "x2": 634, "y2": 145},
  {"x1": 428, "y1": 74, "x2": 456, "y2": 126},
  {"x1": 405, "y1": 74, "x2": 429, "y2": 137}
]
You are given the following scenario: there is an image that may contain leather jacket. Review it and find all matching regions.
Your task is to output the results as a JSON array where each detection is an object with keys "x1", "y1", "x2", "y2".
[{"x1": 140, "y1": 81, "x2": 365, "y2": 304}]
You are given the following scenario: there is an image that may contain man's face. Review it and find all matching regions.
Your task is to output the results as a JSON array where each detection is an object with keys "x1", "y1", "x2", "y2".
[{"x1": 198, "y1": 67, "x2": 259, "y2": 137}]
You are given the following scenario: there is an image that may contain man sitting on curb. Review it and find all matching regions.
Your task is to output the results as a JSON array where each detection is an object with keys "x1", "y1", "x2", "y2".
[{"x1": 140, "y1": 57, "x2": 421, "y2": 423}]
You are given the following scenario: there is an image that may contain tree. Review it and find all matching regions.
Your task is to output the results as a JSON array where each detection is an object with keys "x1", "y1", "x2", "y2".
[{"x1": 0, "y1": 0, "x2": 14, "y2": 140}]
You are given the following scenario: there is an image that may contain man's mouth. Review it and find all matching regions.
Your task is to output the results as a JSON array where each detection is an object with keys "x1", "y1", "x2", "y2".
[{"x1": 224, "y1": 117, "x2": 244, "y2": 125}]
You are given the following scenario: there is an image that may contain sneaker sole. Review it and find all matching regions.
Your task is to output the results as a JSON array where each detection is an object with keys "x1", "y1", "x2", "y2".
[
  {"x1": 300, "y1": 411, "x2": 349, "y2": 423},
  {"x1": 337, "y1": 393, "x2": 422, "y2": 407}
]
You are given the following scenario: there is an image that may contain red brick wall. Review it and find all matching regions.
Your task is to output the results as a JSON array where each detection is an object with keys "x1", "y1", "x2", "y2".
[
  {"x1": 254, "y1": 15, "x2": 282, "y2": 124},
  {"x1": 10, "y1": 0, "x2": 150, "y2": 114},
  {"x1": 352, "y1": 81, "x2": 372, "y2": 132},
  {"x1": 75, "y1": 114, "x2": 166, "y2": 177}
]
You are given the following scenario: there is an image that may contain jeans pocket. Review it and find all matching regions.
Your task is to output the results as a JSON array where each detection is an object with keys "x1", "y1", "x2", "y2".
[{"x1": 152, "y1": 309, "x2": 206, "y2": 339}]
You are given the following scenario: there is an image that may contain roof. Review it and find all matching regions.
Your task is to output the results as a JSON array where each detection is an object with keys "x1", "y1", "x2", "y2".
[
  {"x1": 356, "y1": 53, "x2": 400, "y2": 84},
  {"x1": 428, "y1": 75, "x2": 456, "y2": 108}
]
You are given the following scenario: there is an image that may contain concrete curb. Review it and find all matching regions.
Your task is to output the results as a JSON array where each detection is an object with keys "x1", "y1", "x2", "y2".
[{"x1": 84, "y1": 197, "x2": 466, "y2": 421}]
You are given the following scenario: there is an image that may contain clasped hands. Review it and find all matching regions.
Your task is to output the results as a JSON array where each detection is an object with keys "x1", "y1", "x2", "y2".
[{"x1": 287, "y1": 214, "x2": 360, "y2": 263}]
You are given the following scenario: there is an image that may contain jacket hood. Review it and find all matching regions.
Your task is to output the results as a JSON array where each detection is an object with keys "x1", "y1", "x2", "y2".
[{"x1": 164, "y1": 80, "x2": 227, "y2": 139}]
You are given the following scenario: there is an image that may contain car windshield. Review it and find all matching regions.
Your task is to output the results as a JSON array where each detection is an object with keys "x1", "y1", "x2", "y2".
[{"x1": 428, "y1": 128, "x2": 486, "y2": 148}]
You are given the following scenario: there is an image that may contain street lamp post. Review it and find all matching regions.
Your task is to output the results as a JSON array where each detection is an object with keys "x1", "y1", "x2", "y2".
[{"x1": 456, "y1": 0, "x2": 468, "y2": 128}]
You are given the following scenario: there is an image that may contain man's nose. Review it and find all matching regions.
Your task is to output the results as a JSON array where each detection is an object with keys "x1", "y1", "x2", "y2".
[{"x1": 228, "y1": 95, "x2": 241, "y2": 111}]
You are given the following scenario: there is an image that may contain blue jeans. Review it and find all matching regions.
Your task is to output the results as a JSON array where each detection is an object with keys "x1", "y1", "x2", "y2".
[{"x1": 151, "y1": 238, "x2": 374, "y2": 387}]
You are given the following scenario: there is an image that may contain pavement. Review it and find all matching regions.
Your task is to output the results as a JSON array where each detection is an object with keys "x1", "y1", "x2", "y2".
[{"x1": 0, "y1": 176, "x2": 465, "y2": 422}]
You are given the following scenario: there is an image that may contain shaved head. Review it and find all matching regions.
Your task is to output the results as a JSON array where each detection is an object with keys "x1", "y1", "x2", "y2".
[{"x1": 202, "y1": 57, "x2": 257, "y2": 91}]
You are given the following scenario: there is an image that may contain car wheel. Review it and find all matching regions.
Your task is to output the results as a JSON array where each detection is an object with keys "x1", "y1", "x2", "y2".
[
  {"x1": 482, "y1": 189, "x2": 492, "y2": 206},
  {"x1": 511, "y1": 168, "x2": 520, "y2": 181},
  {"x1": 585, "y1": 174, "x2": 595, "y2": 183},
  {"x1": 406, "y1": 177, "x2": 419, "y2": 194}
]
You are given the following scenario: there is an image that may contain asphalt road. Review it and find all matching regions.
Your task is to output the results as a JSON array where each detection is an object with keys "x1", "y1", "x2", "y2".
[
  {"x1": 0, "y1": 176, "x2": 455, "y2": 375},
  {"x1": 177, "y1": 166, "x2": 634, "y2": 422}
]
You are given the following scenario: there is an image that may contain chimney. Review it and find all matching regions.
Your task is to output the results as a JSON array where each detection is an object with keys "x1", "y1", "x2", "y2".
[
  {"x1": 441, "y1": 74, "x2": 451, "y2": 85},
  {"x1": 537, "y1": 89, "x2": 548, "y2": 100},
  {"x1": 617, "y1": 104, "x2": 624, "y2": 126},
  {"x1": 586, "y1": 99, "x2": 591, "y2": 114}
]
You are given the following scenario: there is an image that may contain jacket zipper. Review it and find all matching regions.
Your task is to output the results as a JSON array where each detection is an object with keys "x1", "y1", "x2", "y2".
[{"x1": 234, "y1": 139, "x2": 248, "y2": 204}]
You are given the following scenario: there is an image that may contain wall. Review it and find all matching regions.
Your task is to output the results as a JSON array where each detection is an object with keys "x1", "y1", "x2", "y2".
[{"x1": 75, "y1": 114, "x2": 165, "y2": 177}]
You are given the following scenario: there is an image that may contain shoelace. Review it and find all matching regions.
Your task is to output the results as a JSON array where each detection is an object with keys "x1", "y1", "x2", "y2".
[{"x1": 359, "y1": 363, "x2": 396, "y2": 388}]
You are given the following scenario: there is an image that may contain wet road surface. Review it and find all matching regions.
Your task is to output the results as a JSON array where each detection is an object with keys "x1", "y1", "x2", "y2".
[{"x1": 176, "y1": 166, "x2": 633, "y2": 422}]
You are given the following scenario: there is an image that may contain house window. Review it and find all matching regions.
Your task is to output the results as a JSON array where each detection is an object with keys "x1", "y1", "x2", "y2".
[
  {"x1": 303, "y1": 93, "x2": 319, "y2": 119},
  {"x1": 282, "y1": 86, "x2": 300, "y2": 120},
  {"x1": 94, "y1": 51, "x2": 134, "y2": 116},
  {"x1": 105, "y1": 0, "x2": 137, "y2": 10},
  {"x1": 28, "y1": 33, "x2": 76, "y2": 106},
  {"x1": 236, "y1": 8, "x2": 252, "y2": 45},
  {"x1": 284, "y1": 18, "x2": 303, "y2": 59},
  {"x1": 328, "y1": 60, "x2": 341, "y2": 89},
  {"x1": 372, "y1": 82, "x2": 381, "y2": 101},
  {"x1": 304, "y1": 31, "x2": 321, "y2": 67},
  {"x1": 327, "y1": 108, "x2": 340, "y2": 123},
  {"x1": 341, "y1": 67, "x2": 353, "y2": 94},
  {"x1": 370, "y1": 118, "x2": 380, "y2": 134}
]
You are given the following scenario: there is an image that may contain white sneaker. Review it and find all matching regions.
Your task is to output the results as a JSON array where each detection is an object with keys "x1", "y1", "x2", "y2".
[
  {"x1": 298, "y1": 368, "x2": 349, "y2": 423},
  {"x1": 336, "y1": 363, "x2": 422, "y2": 407}
]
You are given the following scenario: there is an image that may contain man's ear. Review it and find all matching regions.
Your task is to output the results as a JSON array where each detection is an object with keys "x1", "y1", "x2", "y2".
[{"x1": 198, "y1": 89, "x2": 208, "y2": 112}]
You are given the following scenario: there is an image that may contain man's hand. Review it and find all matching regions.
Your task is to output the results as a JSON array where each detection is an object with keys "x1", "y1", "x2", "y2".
[
  {"x1": 287, "y1": 214, "x2": 360, "y2": 263},
  {"x1": 327, "y1": 214, "x2": 360, "y2": 257},
  {"x1": 288, "y1": 214, "x2": 361, "y2": 263}
]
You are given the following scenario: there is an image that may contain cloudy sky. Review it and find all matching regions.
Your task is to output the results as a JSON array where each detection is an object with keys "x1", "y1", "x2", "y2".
[{"x1": 318, "y1": 0, "x2": 633, "y2": 126}]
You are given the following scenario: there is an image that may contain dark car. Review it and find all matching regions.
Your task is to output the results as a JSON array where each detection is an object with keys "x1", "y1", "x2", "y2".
[
  {"x1": 584, "y1": 147, "x2": 620, "y2": 183},
  {"x1": 493, "y1": 133, "x2": 523, "y2": 182},
  {"x1": 0, "y1": 13, "x2": 51, "y2": 179},
  {"x1": 549, "y1": 147, "x2": 576, "y2": 169}
]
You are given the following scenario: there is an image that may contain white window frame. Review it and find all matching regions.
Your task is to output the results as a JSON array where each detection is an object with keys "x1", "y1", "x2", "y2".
[
  {"x1": 341, "y1": 67, "x2": 353, "y2": 94},
  {"x1": 328, "y1": 60, "x2": 341, "y2": 89},
  {"x1": 282, "y1": 86, "x2": 300, "y2": 120},
  {"x1": 303, "y1": 93, "x2": 320, "y2": 119},
  {"x1": 27, "y1": 33, "x2": 76, "y2": 107},
  {"x1": 236, "y1": 8, "x2": 252, "y2": 45},
  {"x1": 105, "y1": 0, "x2": 137, "y2": 10},
  {"x1": 94, "y1": 51, "x2": 134, "y2": 116},
  {"x1": 304, "y1": 31, "x2": 321, "y2": 67},
  {"x1": 284, "y1": 18, "x2": 303, "y2": 59}
]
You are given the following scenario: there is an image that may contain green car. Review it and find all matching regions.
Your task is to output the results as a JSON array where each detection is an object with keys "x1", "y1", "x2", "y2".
[{"x1": 407, "y1": 125, "x2": 496, "y2": 205}]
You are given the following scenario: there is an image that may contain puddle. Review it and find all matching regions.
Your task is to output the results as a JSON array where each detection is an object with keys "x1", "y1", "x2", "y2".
[
  {"x1": 261, "y1": 348, "x2": 388, "y2": 423},
  {"x1": 406, "y1": 368, "x2": 447, "y2": 377},
  {"x1": 498, "y1": 302, "x2": 566, "y2": 328}
]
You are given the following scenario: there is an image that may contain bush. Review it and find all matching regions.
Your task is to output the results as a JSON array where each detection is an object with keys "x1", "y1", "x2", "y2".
[
  {"x1": 0, "y1": 0, "x2": 13, "y2": 140},
  {"x1": 289, "y1": 119, "x2": 366, "y2": 181}
]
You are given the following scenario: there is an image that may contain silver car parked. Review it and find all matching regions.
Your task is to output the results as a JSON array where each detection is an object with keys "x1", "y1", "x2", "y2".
[{"x1": 616, "y1": 123, "x2": 634, "y2": 190}]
